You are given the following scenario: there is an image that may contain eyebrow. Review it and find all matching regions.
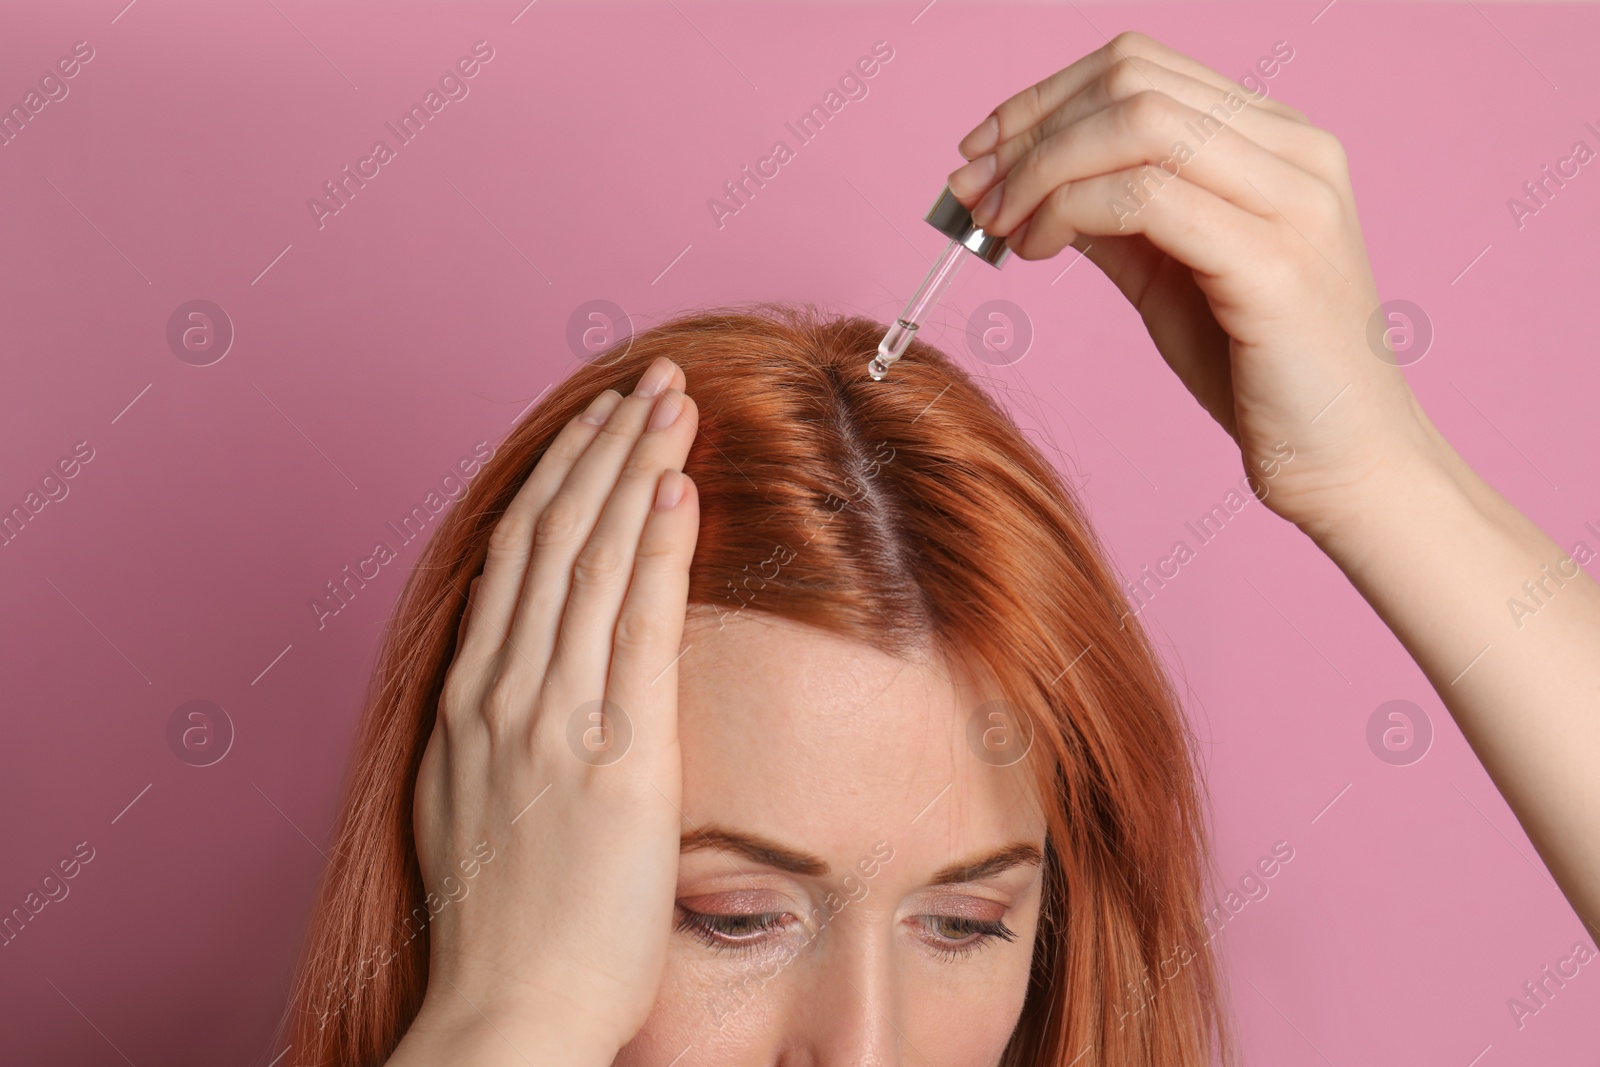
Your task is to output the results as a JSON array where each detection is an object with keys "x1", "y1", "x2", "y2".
[{"x1": 680, "y1": 825, "x2": 1044, "y2": 886}]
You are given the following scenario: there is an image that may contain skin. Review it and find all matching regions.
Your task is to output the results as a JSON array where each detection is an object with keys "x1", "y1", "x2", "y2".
[
  {"x1": 386, "y1": 30, "x2": 1599, "y2": 1066},
  {"x1": 616, "y1": 611, "x2": 1045, "y2": 1065}
]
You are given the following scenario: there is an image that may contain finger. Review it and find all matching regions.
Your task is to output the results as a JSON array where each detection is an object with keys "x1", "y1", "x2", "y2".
[
  {"x1": 459, "y1": 358, "x2": 684, "y2": 670},
  {"x1": 456, "y1": 390, "x2": 622, "y2": 669},
  {"x1": 498, "y1": 364, "x2": 684, "y2": 697},
  {"x1": 1006, "y1": 165, "x2": 1273, "y2": 283},
  {"x1": 1094, "y1": 33, "x2": 1307, "y2": 123},
  {"x1": 971, "y1": 90, "x2": 1328, "y2": 240},
  {"x1": 546, "y1": 388, "x2": 699, "y2": 706},
  {"x1": 951, "y1": 56, "x2": 1334, "y2": 208},
  {"x1": 456, "y1": 575, "x2": 481, "y2": 651},
  {"x1": 956, "y1": 31, "x2": 1303, "y2": 160},
  {"x1": 586, "y1": 469, "x2": 700, "y2": 770}
]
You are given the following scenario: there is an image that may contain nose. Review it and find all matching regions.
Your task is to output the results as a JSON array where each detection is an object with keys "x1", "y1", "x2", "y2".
[{"x1": 787, "y1": 924, "x2": 906, "y2": 1067}]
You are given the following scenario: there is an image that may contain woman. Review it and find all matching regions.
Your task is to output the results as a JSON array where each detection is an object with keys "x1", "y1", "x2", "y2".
[{"x1": 281, "y1": 33, "x2": 1598, "y2": 1067}]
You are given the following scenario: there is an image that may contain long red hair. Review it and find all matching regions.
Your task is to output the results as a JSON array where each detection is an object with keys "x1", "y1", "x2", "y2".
[{"x1": 280, "y1": 303, "x2": 1234, "y2": 1066}]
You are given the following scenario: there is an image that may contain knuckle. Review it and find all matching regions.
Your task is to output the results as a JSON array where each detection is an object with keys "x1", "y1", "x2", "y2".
[
  {"x1": 485, "y1": 509, "x2": 532, "y2": 566},
  {"x1": 620, "y1": 450, "x2": 659, "y2": 484},
  {"x1": 437, "y1": 669, "x2": 479, "y2": 728},
  {"x1": 612, "y1": 607, "x2": 661, "y2": 657},
  {"x1": 1103, "y1": 57, "x2": 1147, "y2": 101},
  {"x1": 995, "y1": 126, "x2": 1033, "y2": 177},
  {"x1": 480, "y1": 673, "x2": 525, "y2": 732},
  {"x1": 634, "y1": 524, "x2": 682, "y2": 566},
  {"x1": 1020, "y1": 80, "x2": 1047, "y2": 127},
  {"x1": 1007, "y1": 128, "x2": 1056, "y2": 190},
  {"x1": 1307, "y1": 128, "x2": 1349, "y2": 178},
  {"x1": 533, "y1": 494, "x2": 585, "y2": 551},
  {"x1": 1121, "y1": 90, "x2": 1174, "y2": 136},
  {"x1": 1107, "y1": 30, "x2": 1154, "y2": 57},
  {"x1": 571, "y1": 538, "x2": 626, "y2": 590},
  {"x1": 596, "y1": 406, "x2": 643, "y2": 445},
  {"x1": 441, "y1": 650, "x2": 478, "y2": 696},
  {"x1": 569, "y1": 389, "x2": 620, "y2": 424},
  {"x1": 1301, "y1": 177, "x2": 1345, "y2": 230},
  {"x1": 1002, "y1": 143, "x2": 1034, "y2": 190}
]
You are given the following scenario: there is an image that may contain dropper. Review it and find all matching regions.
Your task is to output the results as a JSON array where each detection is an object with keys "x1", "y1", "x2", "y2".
[{"x1": 868, "y1": 185, "x2": 1014, "y2": 381}]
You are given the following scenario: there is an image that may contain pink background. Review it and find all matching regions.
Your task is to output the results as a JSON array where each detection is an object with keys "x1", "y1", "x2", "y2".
[{"x1": 2, "y1": 0, "x2": 1597, "y2": 1063}]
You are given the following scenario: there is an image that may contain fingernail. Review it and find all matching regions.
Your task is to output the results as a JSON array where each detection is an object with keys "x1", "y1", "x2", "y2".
[
  {"x1": 579, "y1": 390, "x2": 620, "y2": 425},
  {"x1": 654, "y1": 470, "x2": 685, "y2": 511},
  {"x1": 948, "y1": 152, "x2": 996, "y2": 198},
  {"x1": 647, "y1": 389, "x2": 683, "y2": 431},
  {"x1": 973, "y1": 181, "x2": 1005, "y2": 228},
  {"x1": 634, "y1": 358, "x2": 674, "y2": 398}
]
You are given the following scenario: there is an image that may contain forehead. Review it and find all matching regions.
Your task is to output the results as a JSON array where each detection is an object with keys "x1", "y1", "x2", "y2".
[{"x1": 674, "y1": 610, "x2": 1044, "y2": 866}]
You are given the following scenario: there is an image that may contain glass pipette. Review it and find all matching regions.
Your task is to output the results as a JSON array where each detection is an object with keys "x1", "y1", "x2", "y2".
[
  {"x1": 868, "y1": 237, "x2": 969, "y2": 381},
  {"x1": 868, "y1": 185, "x2": 1014, "y2": 381}
]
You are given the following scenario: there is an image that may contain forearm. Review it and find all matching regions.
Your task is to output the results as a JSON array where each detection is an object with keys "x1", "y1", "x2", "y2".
[{"x1": 1300, "y1": 410, "x2": 1600, "y2": 934}]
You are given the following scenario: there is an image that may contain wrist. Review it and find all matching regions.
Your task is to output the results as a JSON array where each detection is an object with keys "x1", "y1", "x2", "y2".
[
  {"x1": 393, "y1": 989, "x2": 620, "y2": 1067},
  {"x1": 1293, "y1": 414, "x2": 1475, "y2": 564}
]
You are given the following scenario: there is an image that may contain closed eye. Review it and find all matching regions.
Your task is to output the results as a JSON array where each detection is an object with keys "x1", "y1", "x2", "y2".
[
  {"x1": 675, "y1": 905, "x2": 794, "y2": 953},
  {"x1": 676, "y1": 901, "x2": 1022, "y2": 967}
]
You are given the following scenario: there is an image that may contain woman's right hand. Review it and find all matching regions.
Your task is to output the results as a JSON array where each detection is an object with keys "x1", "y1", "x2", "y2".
[{"x1": 386, "y1": 356, "x2": 701, "y2": 1066}]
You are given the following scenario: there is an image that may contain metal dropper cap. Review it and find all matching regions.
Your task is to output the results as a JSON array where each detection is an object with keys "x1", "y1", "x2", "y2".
[{"x1": 924, "y1": 185, "x2": 1012, "y2": 268}]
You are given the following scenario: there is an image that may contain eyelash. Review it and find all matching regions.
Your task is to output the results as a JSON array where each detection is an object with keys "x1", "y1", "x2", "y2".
[
  {"x1": 674, "y1": 906, "x2": 1017, "y2": 962},
  {"x1": 675, "y1": 906, "x2": 790, "y2": 953},
  {"x1": 920, "y1": 914, "x2": 1019, "y2": 961}
]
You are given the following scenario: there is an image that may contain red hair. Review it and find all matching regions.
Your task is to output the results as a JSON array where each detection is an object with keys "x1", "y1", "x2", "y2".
[{"x1": 280, "y1": 303, "x2": 1234, "y2": 1066}]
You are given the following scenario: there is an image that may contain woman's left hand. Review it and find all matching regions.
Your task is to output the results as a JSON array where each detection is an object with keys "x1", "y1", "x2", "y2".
[{"x1": 946, "y1": 31, "x2": 1439, "y2": 537}]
